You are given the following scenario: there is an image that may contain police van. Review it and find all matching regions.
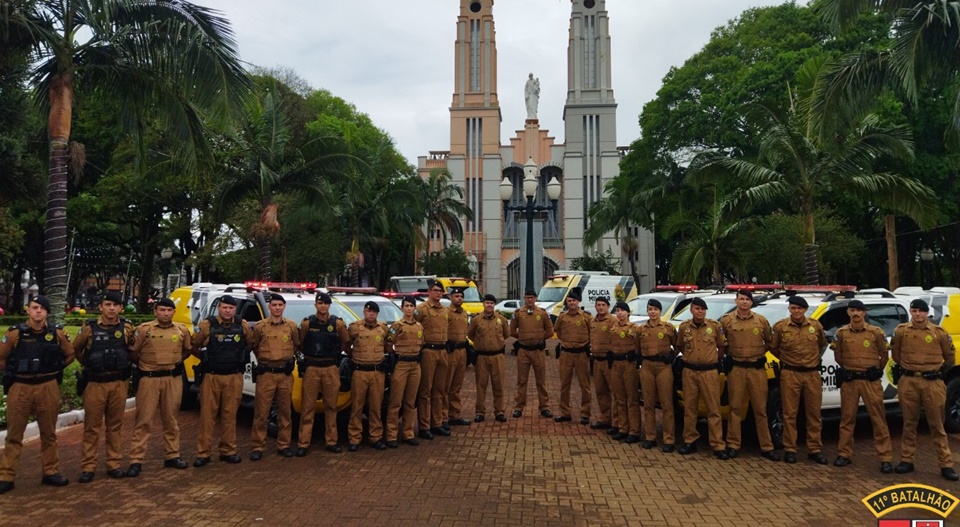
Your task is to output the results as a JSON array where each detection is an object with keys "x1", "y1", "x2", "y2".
[{"x1": 537, "y1": 271, "x2": 638, "y2": 321}]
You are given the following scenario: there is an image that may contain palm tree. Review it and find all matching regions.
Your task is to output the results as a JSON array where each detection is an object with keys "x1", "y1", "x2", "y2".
[
  {"x1": 2, "y1": 0, "x2": 251, "y2": 318},
  {"x1": 419, "y1": 168, "x2": 473, "y2": 248},
  {"x1": 583, "y1": 175, "x2": 653, "y2": 286}
]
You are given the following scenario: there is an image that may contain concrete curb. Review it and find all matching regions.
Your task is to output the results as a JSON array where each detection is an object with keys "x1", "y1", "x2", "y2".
[{"x1": 0, "y1": 397, "x2": 137, "y2": 444}]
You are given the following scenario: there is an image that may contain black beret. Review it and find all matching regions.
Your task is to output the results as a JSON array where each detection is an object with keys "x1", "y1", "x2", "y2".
[
  {"x1": 690, "y1": 297, "x2": 708, "y2": 309},
  {"x1": 364, "y1": 300, "x2": 380, "y2": 313},
  {"x1": 427, "y1": 279, "x2": 442, "y2": 290},
  {"x1": 647, "y1": 299, "x2": 663, "y2": 310},
  {"x1": 31, "y1": 296, "x2": 51, "y2": 313},
  {"x1": 847, "y1": 300, "x2": 866, "y2": 310},
  {"x1": 736, "y1": 289, "x2": 754, "y2": 301},
  {"x1": 614, "y1": 301, "x2": 630, "y2": 313},
  {"x1": 155, "y1": 298, "x2": 176, "y2": 309},
  {"x1": 219, "y1": 295, "x2": 237, "y2": 306},
  {"x1": 568, "y1": 289, "x2": 582, "y2": 302},
  {"x1": 449, "y1": 287, "x2": 465, "y2": 296},
  {"x1": 595, "y1": 296, "x2": 610, "y2": 306},
  {"x1": 102, "y1": 291, "x2": 123, "y2": 305},
  {"x1": 910, "y1": 298, "x2": 929, "y2": 312},
  {"x1": 524, "y1": 288, "x2": 537, "y2": 297},
  {"x1": 788, "y1": 296, "x2": 809, "y2": 308},
  {"x1": 269, "y1": 293, "x2": 286, "y2": 304},
  {"x1": 401, "y1": 296, "x2": 418, "y2": 307},
  {"x1": 483, "y1": 294, "x2": 497, "y2": 303},
  {"x1": 315, "y1": 292, "x2": 332, "y2": 304}
]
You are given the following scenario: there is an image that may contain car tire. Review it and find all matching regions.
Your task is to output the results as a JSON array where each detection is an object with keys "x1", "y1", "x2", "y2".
[
  {"x1": 944, "y1": 377, "x2": 960, "y2": 434},
  {"x1": 766, "y1": 384, "x2": 785, "y2": 451},
  {"x1": 266, "y1": 401, "x2": 300, "y2": 439}
]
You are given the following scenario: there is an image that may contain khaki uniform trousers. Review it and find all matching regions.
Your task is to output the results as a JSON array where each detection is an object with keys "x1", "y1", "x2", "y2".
[
  {"x1": 81, "y1": 379, "x2": 127, "y2": 472},
  {"x1": 640, "y1": 361, "x2": 674, "y2": 444},
  {"x1": 475, "y1": 354, "x2": 505, "y2": 417},
  {"x1": 297, "y1": 365, "x2": 341, "y2": 448},
  {"x1": 682, "y1": 368, "x2": 725, "y2": 450},
  {"x1": 348, "y1": 370, "x2": 385, "y2": 445},
  {"x1": 387, "y1": 361, "x2": 421, "y2": 441},
  {"x1": 129, "y1": 375, "x2": 183, "y2": 463},
  {"x1": 418, "y1": 349, "x2": 448, "y2": 430},
  {"x1": 0, "y1": 380, "x2": 61, "y2": 480},
  {"x1": 726, "y1": 366, "x2": 773, "y2": 451},
  {"x1": 899, "y1": 376, "x2": 953, "y2": 467},
  {"x1": 514, "y1": 348, "x2": 550, "y2": 411},
  {"x1": 196, "y1": 373, "x2": 243, "y2": 458},
  {"x1": 609, "y1": 361, "x2": 640, "y2": 435},
  {"x1": 558, "y1": 351, "x2": 591, "y2": 419},
  {"x1": 780, "y1": 369, "x2": 823, "y2": 454},
  {"x1": 443, "y1": 348, "x2": 467, "y2": 421},
  {"x1": 250, "y1": 372, "x2": 293, "y2": 452},
  {"x1": 838, "y1": 379, "x2": 892, "y2": 461},
  {"x1": 593, "y1": 360, "x2": 614, "y2": 426}
]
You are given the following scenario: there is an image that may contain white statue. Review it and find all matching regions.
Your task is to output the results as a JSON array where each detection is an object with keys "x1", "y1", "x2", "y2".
[{"x1": 524, "y1": 73, "x2": 540, "y2": 120}]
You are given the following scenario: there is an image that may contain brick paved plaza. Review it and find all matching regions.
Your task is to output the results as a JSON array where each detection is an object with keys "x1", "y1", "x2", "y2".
[{"x1": 2, "y1": 342, "x2": 958, "y2": 526}]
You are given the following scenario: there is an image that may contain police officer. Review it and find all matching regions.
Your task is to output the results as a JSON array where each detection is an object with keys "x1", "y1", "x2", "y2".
[
  {"x1": 385, "y1": 296, "x2": 424, "y2": 447},
  {"x1": 443, "y1": 287, "x2": 471, "y2": 428},
  {"x1": 771, "y1": 296, "x2": 827, "y2": 465},
  {"x1": 588, "y1": 297, "x2": 617, "y2": 433},
  {"x1": 126, "y1": 297, "x2": 192, "y2": 477},
  {"x1": 469, "y1": 294, "x2": 509, "y2": 423},
  {"x1": 832, "y1": 300, "x2": 892, "y2": 472},
  {"x1": 510, "y1": 288, "x2": 554, "y2": 418},
  {"x1": 249, "y1": 293, "x2": 300, "y2": 460},
  {"x1": 718, "y1": 290, "x2": 779, "y2": 461},
  {"x1": 73, "y1": 291, "x2": 134, "y2": 482},
  {"x1": 191, "y1": 295, "x2": 253, "y2": 467},
  {"x1": 677, "y1": 297, "x2": 728, "y2": 459},
  {"x1": 553, "y1": 290, "x2": 592, "y2": 424},
  {"x1": 297, "y1": 292, "x2": 349, "y2": 455},
  {"x1": 607, "y1": 301, "x2": 640, "y2": 443},
  {"x1": 0, "y1": 296, "x2": 74, "y2": 493},
  {"x1": 347, "y1": 301, "x2": 389, "y2": 451},
  {"x1": 637, "y1": 298, "x2": 678, "y2": 452},
  {"x1": 415, "y1": 280, "x2": 450, "y2": 438},
  {"x1": 891, "y1": 299, "x2": 958, "y2": 481}
]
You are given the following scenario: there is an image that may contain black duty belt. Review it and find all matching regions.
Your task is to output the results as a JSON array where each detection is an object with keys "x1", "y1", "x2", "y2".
[
  {"x1": 901, "y1": 368, "x2": 942, "y2": 380},
  {"x1": 844, "y1": 369, "x2": 871, "y2": 381},
  {"x1": 683, "y1": 361, "x2": 719, "y2": 372},
  {"x1": 448, "y1": 341, "x2": 467, "y2": 350},
  {"x1": 519, "y1": 342, "x2": 545, "y2": 351},
  {"x1": 139, "y1": 368, "x2": 180, "y2": 378},
  {"x1": 641, "y1": 354, "x2": 672, "y2": 364},
  {"x1": 9, "y1": 372, "x2": 59, "y2": 385},
  {"x1": 732, "y1": 358, "x2": 767, "y2": 369},
  {"x1": 354, "y1": 362, "x2": 386, "y2": 372},
  {"x1": 780, "y1": 362, "x2": 820, "y2": 373},
  {"x1": 84, "y1": 370, "x2": 131, "y2": 382},
  {"x1": 561, "y1": 346, "x2": 589, "y2": 354},
  {"x1": 396, "y1": 355, "x2": 420, "y2": 363},
  {"x1": 423, "y1": 343, "x2": 447, "y2": 350},
  {"x1": 476, "y1": 349, "x2": 505, "y2": 356},
  {"x1": 304, "y1": 358, "x2": 339, "y2": 368},
  {"x1": 609, "y1": 353, "x2": 634, "y2": 361},
  {"x1": 257, "y1": 365, "x2": 289, "y2": 375}
]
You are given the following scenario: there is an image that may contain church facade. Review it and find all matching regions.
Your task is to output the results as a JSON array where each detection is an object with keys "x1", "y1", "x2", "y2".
[{"x1": 417, "y1": 0, "x2": 656, "y2": 299}]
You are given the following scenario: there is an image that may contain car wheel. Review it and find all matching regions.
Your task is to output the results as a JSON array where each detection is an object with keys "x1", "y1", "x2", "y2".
[
  {"x1": 266, "y1": 401, "x2": 300, "y2": 439},
  {"x1": 944, "y1": 377, "x2": 960, "y2": 434},
  {"x1": 766, "y1": 384, "x2": 784, "y2": 450}
]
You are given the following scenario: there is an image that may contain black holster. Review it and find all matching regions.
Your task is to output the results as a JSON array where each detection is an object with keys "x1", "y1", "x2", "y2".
[
  {"x1": 466, "y1": 343, "x2": 478, "y2": 367},
  {"x1": 835, "y1": 366, "x2": 845, "y2": 389},
  {"x1": 866, "y1": 366, "x2": 883, "y2": 382},
  {"x1": 606, "y1": 351, "x2": 614, "y2": 369},
  {"x1": 75, "y1": 369, "x2": 88, "y2": 396},
  {"x1": 720, "y1": 355, "x2": 733, "y2": 374},
  {"x1": 0, "y1": 372, "x2": 11, "y2": 395},
  {"x1": 284, "y1": 359, "x2": 295, "y2": 375},
  {"x1": 554, "y1": 343, "x2": 561, "y2": 360},
  {"x1": 511, "y1": 341, "x2": 520, "y2": 356},
  {"x1": 131, "y1": 369, "x2": 141, "y2": 393},
  {"x1": 195, "y1": 363, "x2": 206, "y2": 385},
  {"x1": 892, "y1": 364, "x2": 902, "y2": 384}
]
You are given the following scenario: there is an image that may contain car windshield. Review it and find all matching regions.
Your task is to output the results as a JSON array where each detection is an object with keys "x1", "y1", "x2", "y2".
[
  {"x1": 751, "y1": 302, "x2": 791, "y2": 323},
  {"x1": 392, "y1": 278, "x2": 432, "y2": 294},
  {"x1": 538, "y1": 287, "x2": 567, "y2": 303},
  {"x1": 628, "y1": 294, "x2": 675, "y2": 313},
  {"x1": 448, "y1": 286, "x2": 481, "y2": 302},
  {"x1": 340, "y1": 299, "x2": 404, "y2": 324},
  {"x1": 283, "y1": 301, "x2": 358, "y2": 324},
  {"x1": 671, "y1": 297, "x2": 738, "y2": 322}
]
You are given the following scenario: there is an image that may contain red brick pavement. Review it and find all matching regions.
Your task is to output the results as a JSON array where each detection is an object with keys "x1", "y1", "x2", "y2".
[{"x1": 1, "y1": 342, "x2": 959, "y2": 526}]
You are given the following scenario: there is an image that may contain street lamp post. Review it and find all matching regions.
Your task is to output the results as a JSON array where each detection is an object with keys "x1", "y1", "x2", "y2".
[
  {"x1": 160, "y1": 247, "x2": 174, "y2": 299},
  {"x1": 500, "y1": 158, "x2": 561, "y2": 294},
  {"x1": 920, "y1": 247, "x2": 934, "y2": 290}
]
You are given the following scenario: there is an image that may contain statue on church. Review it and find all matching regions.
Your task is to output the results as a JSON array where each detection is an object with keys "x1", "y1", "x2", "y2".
[{"x1": 525, "y1": 73, "x2": 540, "y2": 120}]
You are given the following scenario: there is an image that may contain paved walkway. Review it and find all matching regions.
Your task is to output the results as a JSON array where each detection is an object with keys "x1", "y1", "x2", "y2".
[{"x1": 1, "y1": 343, "x2": 958, "y2": 526}]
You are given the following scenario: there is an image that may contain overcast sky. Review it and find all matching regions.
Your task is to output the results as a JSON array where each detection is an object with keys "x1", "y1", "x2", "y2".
[{"x1": 193, "y1": 0, "x2": 784, "y2": 164}]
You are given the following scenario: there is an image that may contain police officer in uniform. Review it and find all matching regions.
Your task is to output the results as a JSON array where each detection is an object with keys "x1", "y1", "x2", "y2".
[
  {"x1": 385, "y1": 296, "x2": 424, "y2": 447},
  {"x1": 771, "y1": 296, "x2": 828, "y2": 465},
  {"x1": 443, "y1": 287, "x2": 471, "y2": 429},
  {"x1": 415, "y1": 280, "x2": 450, "y2": 438},
  {"x1": 677, "y1": 297, "x2": 728, "y2": 459},
  {"x1": 249, "y1": 293, "x2": 300, "y2": 460},
  {"x1": 347, "y1": 301, "x2": 389, "y2": 451},
  {"x1": 891, "y1": 299, "x2": 959, "y2": 481},
  {"x1": 589, "y1": 297, "x2": 617, "y2": 434},
  {"x1": 553, "y1": 290, "x2": 592, "y2": 424},
  {"x1": 73, "y1": 291, "x2": 134, "y2": 482},
  {"x1": 469, "y1": 294, "x2": 509, "y2": 423},
  {"x1": 637, "y1": 298, "x2": 678, "y2": 452},
  {"x1": 296, "y1": 292, "x2": 349, "y2": 455},
  {"x1": 510, "y1": 288, "x2": 554, "y2": 418},
  {"x1": 126, "y1": 297, "x2": 192, "y2": 477},
  {"x1": 191, "y1": 295, "x2": 253, "y2": 467},
  {"x1": 831, "y1": 300, "x2": 892, "y2": 472},
  {"x1": 607, "y1": 301, "x2": 640, "y2": 443},
  {"x1": 718, "y1": 290, "x2": 779, "y2": 461},
  {"x1": 0, "y1": 297, "x2": 74, "y2": 493}
]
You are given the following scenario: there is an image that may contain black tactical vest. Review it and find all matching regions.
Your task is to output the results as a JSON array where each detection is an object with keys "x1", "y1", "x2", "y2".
[
  {"x1": 83, "y1": 318, "x2": 131, "y2": 373},
  {"x1": 302, "y1": 315, "x2": 342, "y2": 359},
  {"x1": 203, "y1": 317, "x2": 248, "y2": 373},
  {"x1": 7, "y1": 323, "x2": 64, "y2": 375}
]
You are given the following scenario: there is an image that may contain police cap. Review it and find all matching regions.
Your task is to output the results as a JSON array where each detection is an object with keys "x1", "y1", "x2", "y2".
[
  {"x1": 736, "y1": 289, "x2": 754, "y2": 301},
  {"x1": 219, "y1": 295, "x2": 238, "y2": 306},
  {"x1": 102, "y1": 291, "x2": 124, "y2": 305},
  {"x1": 568, "y1": 289, "x2": 582, "y2": 302},
  {"x1": 595, "y1": 296, "x2": 610, "y2": 306},
  {"x1": 269, "y1": 293, "x2": 286, "y2": 304},
  {"x1": 483, "y1": 294, "x2": 497, "y2": 303},
  {"x1": 31, "y1": 296, "x2": 52, "y2": 313},
  {"x1": 524, "y1": 288, "x2": 537, "y2": 297},
  {"x1": 401, "y1": 296, "x2": 417, "y2": 307},
  {"x1": 647, "y1": 299, "x2": 663, "y2": 311},
  {"x1": 847, "y1": 300, "x2": 866, "y2": 311},
  {"x1": 614, "y1": 301, "x2": 630, "y2": 313},
  {"x1": 364, "y1": 300, "x2": 380, "y2": 313},
  {"x1": 690, "y1": 297, "x2": 708, "y2": 309},
  {"x1": 450, "y1": 287, "x2": 464, "y2": 296},
  {"x1": 155, "y1": 298, "x2": 176, "y2": 309},
  {"x1": 788, "y1": 296, "x2": 809, "y2": 308},
  {"x1": 910, "y1": 298, "x2": 929, "y2": 312},
  {"x1": 315, "y1": 292, "x2": 332, "y2": 305}
]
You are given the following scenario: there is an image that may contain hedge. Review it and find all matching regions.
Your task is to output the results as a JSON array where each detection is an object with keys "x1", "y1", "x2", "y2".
[
  {"x1": 0, "y1": 314, "x2": 156, "y2": 328},
  {"x1": 0, "y1": 361, "x2": 83, "y2": 430}
]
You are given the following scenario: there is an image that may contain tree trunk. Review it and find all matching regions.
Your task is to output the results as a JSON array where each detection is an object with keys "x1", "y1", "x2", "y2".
[
  {"x1": 884, "y1": 214, "x2": 899, "y2": 291},
  {"x1": 43, "y1": 73, "x2": 75, "y2": 322},
  {"x1": 258, "y1": 238, "x2": 272, "y2": 280}
]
